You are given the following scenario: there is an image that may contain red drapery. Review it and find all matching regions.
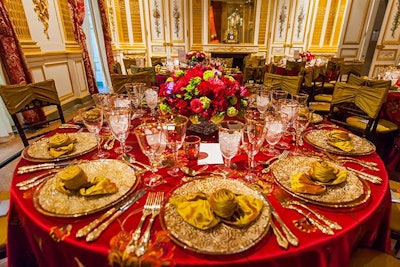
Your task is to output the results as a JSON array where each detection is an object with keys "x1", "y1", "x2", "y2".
[
  {"x1": 97, "y1": 0, "x2": 116, "y2": 75},
  {"x1": 68, "y1": 0, "x2": 98, "y2": 94},
  {"x1": 0, "y1": 0, "x2": 46, "y2": 124}
]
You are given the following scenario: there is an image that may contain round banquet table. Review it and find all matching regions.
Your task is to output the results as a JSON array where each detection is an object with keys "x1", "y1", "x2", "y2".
[{"x1": 7, "y1": 118, "x2": 391, "y2": 267}]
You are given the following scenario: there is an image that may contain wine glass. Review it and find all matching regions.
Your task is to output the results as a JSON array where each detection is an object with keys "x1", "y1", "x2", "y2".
[
  {"x1": 106, "y1": 107, "x2": 131, "y2": 156},
  {"x1": 79, "y1": 106, "x2": 110, "y2": 159},
  {"x1": 144, "y1": 87, "x2": 159, "y2": 116},
  {"x1": 161, "y1": 114, "x2": 189, "y2": 177},
  {"x1": 243, "y1": 110, "x2": 267, "y2": 181},
  {"x1": 256, "y1": 90, "x2": 271, "y2": 115},
  {"x1": 134, "y1": 122, "x2": 164, "y2": 187},
  {"x1": 271, "y1": 90, "x2": 288, "y2": 111},
  {"x1": 218, "y1": 120, "x2": 244, "y2": 173},
  {"x1": 262, "y1": 111, "x2": 285, "y2": 156},
  {"x1": 292, "y1": 93, "x2": 309, "y2": 107},
  {"x1": 293, "y1": 107, "x2": 313, "y2": 155}
]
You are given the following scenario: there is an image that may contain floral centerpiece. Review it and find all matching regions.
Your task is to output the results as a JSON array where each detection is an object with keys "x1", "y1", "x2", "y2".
[
  {"x1": 159, "y1": 65, "x2": 250, "y2": 124},
  {"x1": 186, "y1": 51, "x2": 206, "y2": 66},
  {"x1": 299, "y1": 50, "x2": 315, "y2": 62}
]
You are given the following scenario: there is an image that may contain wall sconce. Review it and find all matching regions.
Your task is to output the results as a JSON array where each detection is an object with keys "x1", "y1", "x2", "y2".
[{"x1": 32, "y1": 0, "x2": 50, "y2": 39}]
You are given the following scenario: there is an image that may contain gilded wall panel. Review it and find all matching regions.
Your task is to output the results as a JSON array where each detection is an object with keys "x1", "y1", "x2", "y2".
[
  {"x1": 311, "y1": 0, "x2": 326, "y2": 46},
  {"x1": 257, "y1": 0, "x2": 268, "y2": 45},
  {"x1": 58, "y1": 0, "x2": 77, "y2": 45},
  {"x1": 117, "y1": 0, "x2": 129, "y2": 43},
  {"x1": 191, "y1": 0, "x2": 202, "y2": 47},
  {"x1": 342, "y1": 0, "x2": 370, "y2": 44},
  {"x1": 382, "y1": 0, "x2": 400, "y2": 45},
  {"x1": 4, "y1": 0, "x2": 31, "y2": 41},
  {"x1": 130, "y1": 0, "x2": 143, "y2": 43}
]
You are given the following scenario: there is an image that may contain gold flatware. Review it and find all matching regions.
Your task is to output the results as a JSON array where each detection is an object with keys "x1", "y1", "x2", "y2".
[
  {"x1": 17, "y1": 162, "x2": 71, "y2": 174},
  {"x1": 337, "y1": 156, "x2": 378, "y2": 167},
  {"x1": 135, "y1": 192, "x2": 164, "y2": 256},
  {"x1": 270, "y1": 219, "x2": 289, "y2": 249},
  {"x1": 262, "y1": 150, "x2": 289, "y2": 174},
  {"x1": 16, "y1": 169, "x2": 59, "y2": 189},
  {"x1": 125, "y1": 192, "x2": 155, "y2": 255},
  {"x1": 265, "y1": 197, "x2": 299, "y2": 247},
  {"x1": 338, "y1": 159, "x2": 380, "y2": 171},
  {"x1": 84, "y1": 189, "x2": 146, "y2": 242},
  {"x1": 346, "y1": 167, "x2": 382, "y2": 184},
  {"x1": 281, "y1": 202, "x2": 334, "y2": 235},
  {"x1": 284, "y1": 200, "x2": 341, "y2": 230}
]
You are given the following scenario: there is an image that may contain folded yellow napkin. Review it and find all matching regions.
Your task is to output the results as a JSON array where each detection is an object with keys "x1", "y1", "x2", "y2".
[
  {"x1": 222, "y1": 195, "x2": 264, "y2": 228},
  {"x1": 49, "y1": 143, "x2": 75, "y2": 158},
  {"x1": 169, "y1": 192, "x2": 220, "y2": 230},
  {"x1": 291, "y1": 172, "x2": 327, "y2": 195},
  {"x1": 326, "y1": 130, "x2": 354, "y2": 152},
  {"x1": 169, "y1": 190, "x2": 264, "y2": 230},
  {"x1": 79, "y1": 176, "x2": 118, "y2": 196},
  {"x1": 308, "y1": 161, "x2": 348, "y2": 185},
  {"x1": 48, "y1": 133, "x2": 76, "y2": 158}
]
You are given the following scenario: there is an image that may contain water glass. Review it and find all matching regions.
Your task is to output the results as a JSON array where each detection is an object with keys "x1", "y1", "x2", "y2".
[
  {"x1": 161, "y1": 114, "x2": 189, "y2": 177},
  {"x1": 79, "y1": 106, "x2": 110, "y2": 159},
  {"x1": 144, "y1": 87, "x2": 159, "y2": 116},
  {"x1": 106, "y1": 107, "x2": 131, "y2": 156},
  {"x1": 218, "y1": 120, "x2": 244, "y2": 173}
]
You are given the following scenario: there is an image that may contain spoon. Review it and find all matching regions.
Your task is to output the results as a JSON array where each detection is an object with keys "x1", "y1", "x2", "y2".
[
  {"x1": 122, "y1": 153, "x2": 154, "y2": 173},
  {"x1": 180, "y1": 165, "x2": 209, "y2": 177}
]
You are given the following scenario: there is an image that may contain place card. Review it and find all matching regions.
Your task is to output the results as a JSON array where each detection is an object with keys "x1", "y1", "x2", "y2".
[{"x1": 197, "y1": 143, "x2": 224, "y2": 165}]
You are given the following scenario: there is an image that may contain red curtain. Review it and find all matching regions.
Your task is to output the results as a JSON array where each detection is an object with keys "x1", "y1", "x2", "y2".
[
  {"x1": 0, "y1": 1, "x2": 32, "y2": 84},
  {"x1": 68, "y1": 0, "x2": 98, "y2": 94},
  {"x1": 97, "y1": 0, "x2": 115, "y2": 74},
  {"x1": 0, "y1": 0, "x2": 46, "y2": 124}
]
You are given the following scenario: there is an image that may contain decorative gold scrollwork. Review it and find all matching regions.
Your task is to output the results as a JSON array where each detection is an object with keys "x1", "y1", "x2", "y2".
[{"x1": 32, "y1": 0, "x2": 49, "y2": 39}]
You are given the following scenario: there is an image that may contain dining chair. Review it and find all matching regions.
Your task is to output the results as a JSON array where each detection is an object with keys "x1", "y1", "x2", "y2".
[
  {"x1": 349, "y1": 248, "x2": 399, "y2": 266},
  {"x1": 263, "y1": 73, "x2": 303, "y2": 96},
  {"x1": 327, "y1": 79, "x2": 397, "y2": 140},
  {"x1": 0, "y1": 79, "x2": 65, "y2": 147},
  {"x1": 151, "y1": 56, "x2": 167, "y2": 67},
  {"x1": 110, "y1": 72, "x2": 152, "y2": 94}
]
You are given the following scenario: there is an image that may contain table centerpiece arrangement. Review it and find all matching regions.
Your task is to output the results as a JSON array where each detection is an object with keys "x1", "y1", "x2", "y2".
[
  {"x1": 186, "y1": 50, "x2": 206, "y2": 67},
  {"x1": 158, "y1": 64, "x2": 250, "y2": 134}
]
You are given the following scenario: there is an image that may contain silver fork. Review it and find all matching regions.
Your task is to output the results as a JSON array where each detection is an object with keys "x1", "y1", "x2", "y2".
[
  {"x1": 124, "y1": 192, "x2": 156, "y2": 255},
  {"x1": 135, "y1": 192, "x2": 164, "y2": 256},
  {"x1": 262, "y1": 150, "x2": 289, "y2": 173}
]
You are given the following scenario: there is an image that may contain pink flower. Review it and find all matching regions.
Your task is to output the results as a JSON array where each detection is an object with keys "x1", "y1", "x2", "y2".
[{"x1": 190, "y1": 98, "x2": 204, "y2": 113}]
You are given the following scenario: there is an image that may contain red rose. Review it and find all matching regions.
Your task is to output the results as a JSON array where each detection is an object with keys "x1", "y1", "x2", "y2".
[{"x1": 190, "y1": 98, "x2": 204, "y2": 113}]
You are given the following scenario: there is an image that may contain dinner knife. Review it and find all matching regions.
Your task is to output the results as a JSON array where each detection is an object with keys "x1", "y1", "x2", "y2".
[
  {"x1": 84, "y1": 189, "x2": 146, "y2": 242},
  {"x1": 17, "y1": 162, "x2": 72, "y2": 174}
]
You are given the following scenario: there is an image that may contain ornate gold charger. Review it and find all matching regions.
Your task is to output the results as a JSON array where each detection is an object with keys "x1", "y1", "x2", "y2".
[
  {"x1": 22, "y1": 132, "x2": 97, "y2": 162},
  {"x1": 272, "y1": 156, "x2": 370, "y2": 208},
  {"x1": 33, "y1": 159, "x2": 138, "y2": 217},
  {"x1": 303, "y1": 129, "x2": 375, "y2": 156},
  {"x1": 161, "y1": 177, "x2": 271, "y2": 255}
]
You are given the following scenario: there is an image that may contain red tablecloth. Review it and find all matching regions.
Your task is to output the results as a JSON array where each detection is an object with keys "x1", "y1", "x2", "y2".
[{"x1": 7, "y1": 121, "x2": 391, "y2": 267}]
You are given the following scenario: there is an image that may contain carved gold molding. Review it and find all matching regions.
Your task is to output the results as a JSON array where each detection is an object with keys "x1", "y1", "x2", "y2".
[{"x1": 32, "y1": 0, "x2": 50, "y2": 39}]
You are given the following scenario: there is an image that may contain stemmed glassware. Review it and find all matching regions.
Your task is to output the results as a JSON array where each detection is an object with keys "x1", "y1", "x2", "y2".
[
  {"x1": 218, "y1": 120, "x2": 244, "y2": 173},
  {"x1": 161, "y1": 114, "x2": 188, "y2": 177},
  {"x1": 262, "y1": 111, "x2": 285, "y2": 156},
  {"x1": 292, "y1": 93, "x2": 309, "y2": 107},
  {"x1": 293, "y1": 107, "x2": 313, "y2": 155},
  {"x1": 144, "y1": 87, "x2": 159, "y2": 116},
  {"x1": 243, "y1": 110, "x2": 267, "y2": 181},
  {"x1": 271, "y1": 90, "x2": 288, "y2": 111},
  {"x1": 134, "y1": 122, "x2": 164, "y2": 187},
  {"x1": 106, "y1": 106, "x2": 131, "y2": 157},
  {"x1": 79, "y1": 106, "x2": 110, "y2": 159},
  {"x1": 256, "y1": 90, "x2": 271, "y2": 115}
]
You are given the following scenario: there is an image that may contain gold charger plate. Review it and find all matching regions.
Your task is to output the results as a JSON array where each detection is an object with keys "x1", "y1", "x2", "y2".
[
  {"x1": 161, "y1": 177, "x2": 271, "y2": 255},
  {"x1": 311, "y1": 113, "x2": 323, "y2": 124},
  {"x1": 271, "y1": 156, "x2": 371, "y2": 208},
  {"x1": 303, "y1": 129, "x2": 375, "y2": 156},
  {"x1": 33, "y1": 159, "x2": 138, "y2": 217},
  {"x1": 22, "y1": 132, "x2": 97, "y2": 162}
]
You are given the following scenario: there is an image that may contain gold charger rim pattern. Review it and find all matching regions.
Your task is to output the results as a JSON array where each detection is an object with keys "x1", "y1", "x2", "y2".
[
  {"x1": 303, "y1": 129, "x2": 375, "y2": 156},
  {"x1": 22, "y1": 132, "x2": 97, "y2": 162},
  {"x1": 33, "y1": 159, "x2": 139, "y2": 217},
  {"x1": 160, "y1": 177, "x2": 271, "y2": 255},
  {"x1": 271, "y1": 156, "x2": 371, "y2": 208}
]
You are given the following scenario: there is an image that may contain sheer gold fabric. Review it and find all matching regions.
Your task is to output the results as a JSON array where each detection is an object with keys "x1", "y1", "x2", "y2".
[
  {"x1": 263, "y1": 73, "x2": 302, "y2": 95},
  {"x1": 110, "y1": 72, "x2": 151, "y2": 94},
  {"x1": 0, "y1": 79, "x2": 60, "y2": 115},
  {"x1": 331, "y1": 81, "x2": 390, "y2": 119}
]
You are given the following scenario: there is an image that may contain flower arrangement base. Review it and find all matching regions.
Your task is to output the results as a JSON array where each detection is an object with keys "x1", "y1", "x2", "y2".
[{"x1": 188, "y1": 120, "x2": 218, "y2": 135}]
